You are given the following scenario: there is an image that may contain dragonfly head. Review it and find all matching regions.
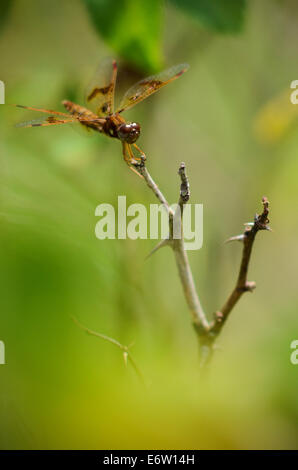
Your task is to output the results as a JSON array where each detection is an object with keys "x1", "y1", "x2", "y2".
[{"x1": 117, "y1": 122, "x2": 140, "y2": 144}]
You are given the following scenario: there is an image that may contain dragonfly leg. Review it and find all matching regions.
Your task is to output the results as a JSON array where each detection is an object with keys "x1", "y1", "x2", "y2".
[
  {"x1": 122, "y1": 143, "x2": 139, "y2": 165},
  {"x1": 122, "y1": 143, "x2": 143, "y2": 178},
  {"x1": 133, "y1": 143, "x2": 146, "y2": 162}
]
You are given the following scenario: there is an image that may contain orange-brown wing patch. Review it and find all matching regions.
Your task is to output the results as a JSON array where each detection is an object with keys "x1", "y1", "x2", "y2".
[
  {"x1": 85, "y1": 57, "x2": 117, "y2": 117},
  {"x1": 117, "y1": 63, "x2": 189, "y2": 113}
]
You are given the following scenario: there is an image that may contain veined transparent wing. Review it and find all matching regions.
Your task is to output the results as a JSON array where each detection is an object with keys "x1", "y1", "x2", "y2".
[
  {"x1": 13, "y1": 104, "x2": 73, "y2": 118},
  {"x1": 85, "y1": 57, "x2": 117, "y2": 117},
  {"x1": 116, "y1": 63, "x2": 189, "y2": 113},
  {"x1": 15, "y1": 116, "x2": 78, "y2": 128},
  {"x1": 15, "y1": 115, "x2": 104, "y2": 129}
]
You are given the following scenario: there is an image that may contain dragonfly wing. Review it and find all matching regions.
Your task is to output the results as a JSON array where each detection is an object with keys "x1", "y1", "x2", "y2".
[
  {"x1": 85, "y1": 57, "x2": 117, "y2": 117},
  {"x1": 16, "y1": 116, "x2": 78, "y2": 128},
  {"x1": 13, "y1": 104, "x2": 72, "y2": 118},
  {"x1": 116, "y1": 63, "x2": 189, "y2": 113}
]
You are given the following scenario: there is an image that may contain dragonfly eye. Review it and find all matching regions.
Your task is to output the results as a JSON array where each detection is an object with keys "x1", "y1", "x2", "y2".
[{"x1": 117, "y1": 122, "x2": 140, "y2": 143}]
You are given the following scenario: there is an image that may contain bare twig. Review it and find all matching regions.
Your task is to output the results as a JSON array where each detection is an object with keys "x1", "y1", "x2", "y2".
[
  {"x1": 209, "y1": 197, "x2": 270, "y2": 337},
  {"x1": 136, "y1": 159, "x2": 174, "y2": 217},
  {"x1": 171, "y1": 164, "x2": 209, "y2": 333},
  {"x1": 71, "y1": 316, "x2": 145, "y2": 384}
]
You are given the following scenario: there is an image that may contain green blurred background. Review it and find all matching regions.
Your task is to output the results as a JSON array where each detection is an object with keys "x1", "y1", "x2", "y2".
[{"x1": 0, "y1": 0, "x2": 298, "y2": 449}]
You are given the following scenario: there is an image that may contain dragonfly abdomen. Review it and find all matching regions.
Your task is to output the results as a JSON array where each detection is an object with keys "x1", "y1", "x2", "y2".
[{"x1": 62, "y1": 100, "x2": 104, "y2": 132}]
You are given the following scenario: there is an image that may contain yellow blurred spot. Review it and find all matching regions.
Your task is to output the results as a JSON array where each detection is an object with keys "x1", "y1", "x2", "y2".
[{"x1": 253, "y1": 89, "x2": 298, "y2": 144}]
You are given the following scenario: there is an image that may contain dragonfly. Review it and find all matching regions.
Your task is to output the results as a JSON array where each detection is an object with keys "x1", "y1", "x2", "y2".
[{"x1": 15, "y1": 58, "x2": 189, "y2": 173}]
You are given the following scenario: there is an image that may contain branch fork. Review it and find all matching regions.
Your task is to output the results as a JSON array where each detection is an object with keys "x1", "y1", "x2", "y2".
[{"x1": 133, "y1": 160, "x2": 271, "y2": 366}]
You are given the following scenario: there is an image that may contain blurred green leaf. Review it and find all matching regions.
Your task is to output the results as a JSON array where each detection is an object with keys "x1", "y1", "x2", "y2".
[
  {"x1": 0, "y1": 0, "x2": 13, "y2": 33},
  {"x1": 169, "y1": 0, "x2": 246, "y2": 33},
  {"x1": 83, "y1": 0, "x2": 163, "y2": 73}
]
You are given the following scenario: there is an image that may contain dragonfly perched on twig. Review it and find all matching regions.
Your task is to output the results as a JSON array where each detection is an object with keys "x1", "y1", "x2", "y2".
[{"x1": 14, "y1": 58, "x2": 189, "y2": 174}]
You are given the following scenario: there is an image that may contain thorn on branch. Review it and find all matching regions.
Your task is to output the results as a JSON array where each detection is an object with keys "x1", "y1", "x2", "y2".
[
  {"x1": 145, "y1": 239, "x2": 171, "y2": 260},
  {"x1": 243, "y1": 222, "x2": 254, "y2": 227},
  {"x1": 225, "y1": 234, "x2": 245, "y2": 243},
  {"x1": 237, "y1": 281, "x2": 256, "y2": 293}
]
